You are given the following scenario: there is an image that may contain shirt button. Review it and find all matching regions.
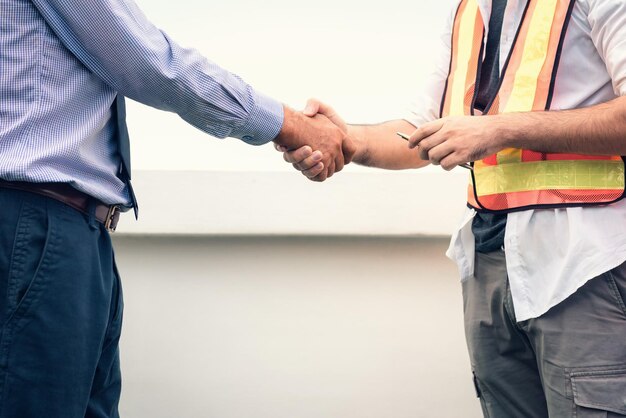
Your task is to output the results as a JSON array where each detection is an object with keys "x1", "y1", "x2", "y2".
[{"x1": 243, "y1": 135, "x2": 254, "y2": 141}]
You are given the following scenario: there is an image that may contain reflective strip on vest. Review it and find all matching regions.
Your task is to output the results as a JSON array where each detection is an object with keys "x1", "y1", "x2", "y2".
[{"x1": 441, "y1": 0, "x2": 625, "y2": 212}]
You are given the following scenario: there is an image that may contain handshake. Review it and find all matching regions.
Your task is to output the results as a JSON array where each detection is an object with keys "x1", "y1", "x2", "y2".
[
  {"x1": 273, "y1": 99, "x2": 356, "y2": 182},
  {"x1": 273, "y1": 97, "x2": 483, "y2": 177}
]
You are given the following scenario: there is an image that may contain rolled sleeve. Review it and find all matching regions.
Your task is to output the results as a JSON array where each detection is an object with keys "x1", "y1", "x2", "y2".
[
  {"x1": 403, "y1": 2, "x2": 456, "y2": 127},
  {"x1": 587, "y1": 0, "x2": 626, "y2": 96}
]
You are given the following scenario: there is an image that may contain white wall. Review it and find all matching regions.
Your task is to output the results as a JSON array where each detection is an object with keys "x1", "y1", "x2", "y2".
[
  {"x1": 114, "y1": 1, "x2": 481, "y2": 417},
  {"x1": 128, "y1": 0, "x2": 457, "y2": 174},
  {"x1": 114, "y1": 236, "x2": 482, "y2": 418},
  {"x1": 118, "y1": 170, "x2": 469, "y2": 236}
]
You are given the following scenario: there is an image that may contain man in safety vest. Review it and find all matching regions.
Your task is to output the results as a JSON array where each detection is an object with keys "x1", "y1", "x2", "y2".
[{"x1": 279, "y1": 0, "x2": 626, "y2": 416}]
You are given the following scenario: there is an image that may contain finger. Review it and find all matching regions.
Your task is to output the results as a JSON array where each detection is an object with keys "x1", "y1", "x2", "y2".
[
  {"x1": 274, "y1": 144, "x2": 288, "y2": 152},
  {"x1": 282, "y1": 146, "x2": 313, "y2": 164},
  {"x1": 408, "y1": 119, "x2": 445, "y2": 149},
  {"x1": 292, "y1": 151, "x2": 323, "y2": 171},
  {"x1": 326, "y1": 159, "x2": 336, "y2": 178},
  {"x1": 418, "y1": 134, "x2": 448, "y2": 161},
  {"x1": 334, "y1": 153, "x2": 345, "y2": 173},
  {"x1": 304, "y1": 98, "x2": 340, "y2": 121},
  {"x1": 439, "y1": 154, "x2": 463, "y2": 171},
  {"x1": 427, "y1": 143, "x2": 454, "y2": 167},
  {"x1": 315, "y1": 102, "x2": 339, "y2": 121},
  {"x1": 303, "y1": 99, "x2": 322, "y2": 117},
  {"x1": 312, "y1": 168, "x2": 329, "y2": 182},
  {"x1": 302, "y1": 162, "x2": 325, "y2": 179}
]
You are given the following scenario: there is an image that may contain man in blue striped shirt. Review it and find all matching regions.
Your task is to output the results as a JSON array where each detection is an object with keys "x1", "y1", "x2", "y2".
[{"x1": 0, "y1": 0, "x2": 355, "y2": 416}]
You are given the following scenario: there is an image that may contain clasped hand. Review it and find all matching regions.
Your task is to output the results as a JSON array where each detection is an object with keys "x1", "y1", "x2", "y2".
[
  {"x1": 276, "y1": 100, "x2": 506, "y2": 180},
  {"x1": 406, "y1": 116, "x2": 505, "y2": 170},
  {"x1": 272, "y1": 102, "x2": 355, "y2": 182}
]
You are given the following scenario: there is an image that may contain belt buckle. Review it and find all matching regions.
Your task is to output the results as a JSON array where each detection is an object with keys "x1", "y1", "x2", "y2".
[{"x1": 105, "y1": 205, "x2": 120, "y2": 233}]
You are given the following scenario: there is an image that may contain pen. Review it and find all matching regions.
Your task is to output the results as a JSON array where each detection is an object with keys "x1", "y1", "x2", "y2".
[{"x1": 396, "y1": 132, "x2": 473, "y2": 170}]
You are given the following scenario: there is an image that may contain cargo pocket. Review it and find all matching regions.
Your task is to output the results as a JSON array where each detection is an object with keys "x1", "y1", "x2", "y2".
[
  {"x1": 606, "y1": 268, "x2": 626, "y2": 320},
  {"x1": 572, "y1": 367, "x2": 626, "y2": 417}
]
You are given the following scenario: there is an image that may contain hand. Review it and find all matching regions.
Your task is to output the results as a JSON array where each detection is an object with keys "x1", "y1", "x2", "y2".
[
  {"x1": 303, "y1": 98, "x2": 348, "y2": 134},
  {"x1": 274, "y1": 143, "x2": 326, "y2": 180},
  {"x1": 275, "y1": 99, "x2": 355, "y2": 181},
  {"x1": 407, "y1": 116, "x2": 507, "y2": 170},
  {"x1": 274, "y1": 105, "x2": 355, "y2": 181}
]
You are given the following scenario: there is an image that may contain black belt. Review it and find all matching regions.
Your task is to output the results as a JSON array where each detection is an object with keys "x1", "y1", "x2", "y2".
[{"x1": 0, "y1": 180, "x2": 122, "y2": 232}]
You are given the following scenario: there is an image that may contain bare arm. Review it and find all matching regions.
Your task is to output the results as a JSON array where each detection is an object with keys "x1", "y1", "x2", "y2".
[
  {"x1": 348, "y1": 120, "x2": 429, "y2": 170},
  {"x1": 409, "y1": 96, "x2": 626, "y2": 170},
  {"x1": 502, "y1": 96, "x2": 626, "y2": 154},
  {"x1": 278, "y1": 101, "x2": 429, "y2": 180}
]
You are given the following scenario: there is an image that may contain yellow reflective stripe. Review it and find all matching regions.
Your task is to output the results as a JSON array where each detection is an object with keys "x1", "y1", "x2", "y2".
[
  {"x1": 449, "y1": 0, "x2": 480, "y2": 116},
  {"x1": 496, "y1": 148, "x2": 523, "y2": 164},
  {"x1": 503, "y1": 0, "x2": 559, "y2": 113},
  {"x1": 474, "y1": 160, "x2": 625, "y2": 196}
]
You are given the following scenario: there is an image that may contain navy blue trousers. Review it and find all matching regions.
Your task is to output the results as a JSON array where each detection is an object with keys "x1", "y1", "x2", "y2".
[{"x1": 0, "y1": 188, "x2": 123, "y2": 417}]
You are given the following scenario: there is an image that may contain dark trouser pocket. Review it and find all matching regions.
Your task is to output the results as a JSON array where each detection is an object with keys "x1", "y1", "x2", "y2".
[
  {"x1": 605, "y1": 267, "x2": 626, "y2": 320},
  {"x1": 572, "y1": 367, "x2": 626, "y2": 417},
  {"x1": 4, "y1": 200, "x2": 55, "y2": 328},
  {"x1": 0, "y1": 191, "x2": 122, "y2": 418}
]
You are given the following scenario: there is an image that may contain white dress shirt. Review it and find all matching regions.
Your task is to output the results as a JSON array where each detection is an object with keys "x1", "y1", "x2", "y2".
[{"x1": 405, "y1": 0, "x2": 626, "y2": 321}]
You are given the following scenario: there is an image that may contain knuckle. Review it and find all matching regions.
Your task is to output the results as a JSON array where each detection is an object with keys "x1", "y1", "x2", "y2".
[{"x1": 305, "y1": 157, "x2": 319, "y2": 168}]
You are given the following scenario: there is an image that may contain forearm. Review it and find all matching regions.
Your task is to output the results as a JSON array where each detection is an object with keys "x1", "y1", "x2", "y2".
[
  {"x1": 500, "y1": 96, "x2": 626, "y2": 155},
  {"x1": 32, "y1": 0, "x2": 283, "y2": 144},
  {"x1": 349, "y1": 120, "x2": 429, "y2": 169}
]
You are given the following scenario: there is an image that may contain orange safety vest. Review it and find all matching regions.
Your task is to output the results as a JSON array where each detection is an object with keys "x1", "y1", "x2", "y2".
[{"x1": 441, "y1": 0, "x2": 625, "y2": 213}]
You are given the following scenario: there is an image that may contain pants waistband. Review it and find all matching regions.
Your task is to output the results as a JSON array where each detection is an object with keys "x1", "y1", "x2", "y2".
[{"x1": 0, "y1": 180, "x2": 122, "y2": 232}]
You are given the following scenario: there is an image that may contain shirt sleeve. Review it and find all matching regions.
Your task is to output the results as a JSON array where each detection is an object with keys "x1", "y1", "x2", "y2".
[
  {"x1": 30, "y1": 0, "x2": 284, "y2": 145},
  {"x1": 403, "y1": 1, "x2": 457, "y2": 128},
  {"x1": 586, "y1": 0, "x2": 626, "y2": 97}
]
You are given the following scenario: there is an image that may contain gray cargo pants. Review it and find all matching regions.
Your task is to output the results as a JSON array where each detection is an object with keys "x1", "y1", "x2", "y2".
[{"x1": 463, "y1": 250, "x2": 626, "y2": 418}]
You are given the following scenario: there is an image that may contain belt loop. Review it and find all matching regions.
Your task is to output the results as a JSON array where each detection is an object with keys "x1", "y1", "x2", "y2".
[{"x1": 87, "y1": 199, "x2": 99, "y2": 230}]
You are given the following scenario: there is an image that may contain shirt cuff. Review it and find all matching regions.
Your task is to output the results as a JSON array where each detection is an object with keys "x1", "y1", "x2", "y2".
[{"x1": 230, "y1": 90, "x2": 284, "y2": 145}]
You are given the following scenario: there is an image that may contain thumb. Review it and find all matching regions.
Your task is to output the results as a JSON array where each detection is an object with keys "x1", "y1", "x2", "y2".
[{"x1": 303, "y1": 98, "x2": 321, "y2": 117}]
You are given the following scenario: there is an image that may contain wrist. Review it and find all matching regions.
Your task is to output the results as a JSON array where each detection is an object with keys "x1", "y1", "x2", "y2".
[
  {"x1": 493, "y1": 114, "x2": 518, "y2": 149},
  {"x1": 274, "y1": 105, "x2": 301, "y2": 149},
  {"x1": 347, "y1": 125, "x2": 368, "y2": 164},
  {"x1": 231, "y1": 91, "x2": 284, "y2": 145}
]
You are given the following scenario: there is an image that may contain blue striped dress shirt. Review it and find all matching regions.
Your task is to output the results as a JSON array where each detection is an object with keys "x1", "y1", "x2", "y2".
[{"x1": 1, "y1": 0, "x2": 284, "y2": 206}]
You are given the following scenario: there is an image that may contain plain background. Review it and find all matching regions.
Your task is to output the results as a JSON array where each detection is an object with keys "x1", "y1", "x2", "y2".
[
  {"x1": 126, "y1": 0, "x2": 456, "y2": 173},
  {"x1": 115, "y1": 0, "x2": 483, "y2": 416},
  {"x1": 115, "y1": 236, "x2": 482, "y2": 418}
]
